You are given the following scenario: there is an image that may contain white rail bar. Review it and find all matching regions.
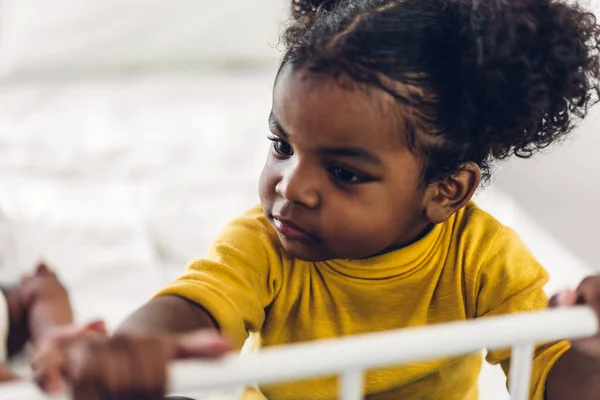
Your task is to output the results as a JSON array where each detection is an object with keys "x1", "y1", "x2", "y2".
[
  {"x1": 167, "y1": 306, "x2": 597, "y2": 392},
  {"x1": 508, "y1": 342, "x2": 535, "y2": 400},
  {"x1": 0, "y1": 306, "x2": 597, "y2": 399}
]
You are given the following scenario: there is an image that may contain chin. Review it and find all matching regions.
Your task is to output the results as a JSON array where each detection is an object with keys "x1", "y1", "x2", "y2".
[{"x1": 279, "y1": 237, "x2": 330, "y2": 262}]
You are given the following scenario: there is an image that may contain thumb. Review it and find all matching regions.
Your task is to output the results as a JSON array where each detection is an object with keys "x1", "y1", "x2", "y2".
[
  {"x1": 549, "y1": 289, "x2": 579, "y2": 308},
  {"x1": 170, "y1": 330, "x2": 231, "y2": 359}
]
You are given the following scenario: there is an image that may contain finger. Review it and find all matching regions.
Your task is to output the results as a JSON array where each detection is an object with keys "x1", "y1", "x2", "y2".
[
  {"x1": 171, "y1": 330, "x2": 231, "y2": 359},
  {"x1": 104, "y1": 340, "x2": 125, "y2": 400},
  {"x1": 68, "y1": 340, "x2": 109, "y2": 400},
  {"x1": 118, "y1": 336, "x2": 165, "y2": 400},
  {"x1": 549, "y1": 289, "x2": 578, "y2": 308},
  {"x1": 132, "y1": 338, "x2": 167, "y2": 400},
  {"x1": 95, "y1": 336, "x2": 165, "y2": 400}
]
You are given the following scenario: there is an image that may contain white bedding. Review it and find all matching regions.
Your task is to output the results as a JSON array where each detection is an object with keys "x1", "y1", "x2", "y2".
[{"x1": 0, "y1": 0, "x2": 286, "y2": 81}]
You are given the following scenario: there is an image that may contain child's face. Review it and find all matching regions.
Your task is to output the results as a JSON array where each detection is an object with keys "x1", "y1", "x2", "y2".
[{"x1": 259, "y1": 65, "x2": 433, "y2": 262}]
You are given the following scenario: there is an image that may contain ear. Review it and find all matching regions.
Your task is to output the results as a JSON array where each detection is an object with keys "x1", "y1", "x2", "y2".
[{"x1": 424, "y1": 162, "x2": 481, "y2": 224}]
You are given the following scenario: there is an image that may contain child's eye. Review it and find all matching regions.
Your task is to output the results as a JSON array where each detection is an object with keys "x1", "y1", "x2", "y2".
[
  {"x1": 268, "y1": 136, "x2": 293, "y2": 157},
  {"x1": 329, "y1": 166, "x2": 368, "y2": 184}
]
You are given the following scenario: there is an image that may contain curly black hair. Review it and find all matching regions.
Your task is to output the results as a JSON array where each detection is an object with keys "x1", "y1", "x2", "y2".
[{"x1": 282, "y1": 0, "x2": 600, "y2": 182}]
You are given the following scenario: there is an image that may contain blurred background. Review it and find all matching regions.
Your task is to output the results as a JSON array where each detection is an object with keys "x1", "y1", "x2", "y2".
[{"x1": 0, "y1": 0, "x2": 597, "y2": 398}]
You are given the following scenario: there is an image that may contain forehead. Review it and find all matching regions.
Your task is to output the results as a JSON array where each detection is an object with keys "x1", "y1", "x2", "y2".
[{"x1": 272, "y1": 64, "x2": 406, "y2": 150}]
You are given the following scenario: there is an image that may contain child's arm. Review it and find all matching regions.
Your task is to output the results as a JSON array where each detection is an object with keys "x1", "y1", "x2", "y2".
[
  {"x1": 118, "y1": 208, "x2": 282, "y2": 348},
  {"x1": 471, "y1": 226, "x2": 600, "y2": 399},
  {"x1": 116, "y1": 295, "x2": 217, "y2": 335},
  {"x1": 543, "y1": 283, "x2": 600, "y2": 399},
  {"x1": 33, "y1": 208, "x2": 279, "y2": 399},
  {"x1": 545, "y1": 347, "x2": 600, "y2": 399},
  {"x1": 31, "y1": 293, "x2": 226, "y2": 396}
]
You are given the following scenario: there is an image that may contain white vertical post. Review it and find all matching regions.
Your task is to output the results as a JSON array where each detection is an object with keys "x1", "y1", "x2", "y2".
[
  {"x1": 340, "y1": 368, "x2": 363, "y2": 400},
  {"x1": 508, "y1": 342, "x2": 535, "y2": 400}
]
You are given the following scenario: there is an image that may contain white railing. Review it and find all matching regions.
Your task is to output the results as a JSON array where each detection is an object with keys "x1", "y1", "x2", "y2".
[{"x1": 0, "y1": 306, "x2": 597, "y2": 400}]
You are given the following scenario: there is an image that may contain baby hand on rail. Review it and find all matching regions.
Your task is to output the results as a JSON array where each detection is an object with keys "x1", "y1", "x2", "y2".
[
  {"x1": 550, "y1": 278, "x2": 600, "y2": 356},
  {"x1": 32, "y1": 328, "x2": 230, "y2": 399}
]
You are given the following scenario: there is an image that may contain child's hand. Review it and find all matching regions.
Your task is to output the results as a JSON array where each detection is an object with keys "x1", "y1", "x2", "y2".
[
  {"x1": 550, "y1": 276, "x2": 600, "y2": 356},
  {"x1": 32, "y1": 328, "x2": 230, "y2": 399},
  {"x1": 3, "y1": 262, "x2": 73, "y2": 357},
  {"x1": 20, "y1": 262, "x2": 73, "y2": 342}
]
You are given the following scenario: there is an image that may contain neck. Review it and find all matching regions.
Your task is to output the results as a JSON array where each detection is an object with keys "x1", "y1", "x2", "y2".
[{"x1": 368, "y1": 221, "x2": 435, "y2": 258}]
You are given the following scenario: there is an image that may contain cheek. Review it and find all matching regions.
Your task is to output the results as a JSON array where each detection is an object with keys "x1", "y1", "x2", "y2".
[
  {"x1": 258, "y1": 160, "x2": 278, "y2": 204},
  {"x1": 322, "y1": 213, "x2": 396, "y2": 258},
  {"x1": 320, "y1": 194, "x2": 394, "y2": 240},
  {"x1": 321, "y1": 188, "x2": 421, "y2": 252},
  {"x1": 347, "y1": 204, "x2": 399, "y2": 237}
]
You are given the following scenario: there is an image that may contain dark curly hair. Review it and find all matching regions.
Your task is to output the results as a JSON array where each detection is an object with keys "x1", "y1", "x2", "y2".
[{"x1": 282, "y1": 0, "x2": 600, "y2": 182}]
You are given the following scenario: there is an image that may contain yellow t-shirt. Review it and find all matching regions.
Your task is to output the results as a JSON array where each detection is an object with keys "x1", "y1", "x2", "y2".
[{"x1": 157, "y1": 203, "x2": 569, "y2": 399}]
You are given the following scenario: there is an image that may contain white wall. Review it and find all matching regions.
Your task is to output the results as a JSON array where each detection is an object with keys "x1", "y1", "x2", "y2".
[
  {"x1": 494, "y1": 109, "x2": 600, "y2": 271},
  {"x1": 491, "y1": 0, "x2": 600, "y2": 270}
]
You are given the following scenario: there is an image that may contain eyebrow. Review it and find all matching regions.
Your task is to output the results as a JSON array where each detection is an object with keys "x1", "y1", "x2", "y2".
[
  {"x1": 269, "y1": 111, "x2": 288, "y2": 138},
  {"x1": 319, "y1": 147, "x2": 382, "y2": 165},
  {"x1": 269, "y1": 111, "x2": 382, "y2": 166}
]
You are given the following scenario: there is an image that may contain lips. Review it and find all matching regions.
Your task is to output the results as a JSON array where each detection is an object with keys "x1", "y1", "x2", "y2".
[{"x1": 272, "y1": 216, "x2": 317, "y2": 243}]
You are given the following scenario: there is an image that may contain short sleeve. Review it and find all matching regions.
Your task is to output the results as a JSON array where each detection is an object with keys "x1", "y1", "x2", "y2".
[
  {"x1": 155, "y1": 206, "x2": 284, "y2": 349},
  {"x1": 475, "y1": 227, "x2": 570, "y2": 399}
]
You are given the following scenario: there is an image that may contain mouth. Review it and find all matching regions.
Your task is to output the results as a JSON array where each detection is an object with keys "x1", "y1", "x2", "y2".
[{"x1": 272, "y1": 216, "x2": 318, "y2": 243}]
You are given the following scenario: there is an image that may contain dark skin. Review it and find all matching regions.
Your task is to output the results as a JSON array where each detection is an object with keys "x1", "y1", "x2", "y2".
[
  {"x1": 545, "y1": 288, "x2": 600, "y2": 399},
  {"x1": 31, "y1": 66, "x2": 600, "y2": 399},
  {"x1": 259, "y1": 66, "x2": 462, "y2": 262},
  {"x1": 32, "y1": 296, "x2": 228, "y2": 398},
  {"x1": 117, "y1": 296, "x2": 217, "y2": 336},
  {"x1": 0, "y1": 263, "x2": 75, "y2": 382}
]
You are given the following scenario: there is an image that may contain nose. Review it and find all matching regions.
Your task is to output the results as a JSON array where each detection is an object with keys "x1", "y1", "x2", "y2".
[{"x1": 276, "y1": 162, "x2": 320, "y2": 209}]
